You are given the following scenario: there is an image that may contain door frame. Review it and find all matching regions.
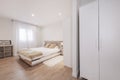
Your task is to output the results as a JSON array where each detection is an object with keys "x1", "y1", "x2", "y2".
[{"x1": 72, "y1": 0, "x2": 80, "y2": 78}]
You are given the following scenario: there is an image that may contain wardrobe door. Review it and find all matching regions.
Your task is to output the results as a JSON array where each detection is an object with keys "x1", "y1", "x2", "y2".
[
  {"x1": 99, "y1": 0, "x2": 120, "y2": 80},
  {"x1": 79, "y1": 0, "x2": 99, "y2": 80}
]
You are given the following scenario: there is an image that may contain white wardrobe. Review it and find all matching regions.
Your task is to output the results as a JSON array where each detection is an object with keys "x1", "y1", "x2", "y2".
[{"x1": 79, "y1": 0, "x2": 120, "y2": 80}]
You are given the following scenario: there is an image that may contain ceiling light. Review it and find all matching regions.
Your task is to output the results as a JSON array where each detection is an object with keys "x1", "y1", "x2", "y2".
[
  {"x1": 58, "y1": 12, "x2": 62, "y2": 16},
  {"x1": 32, "y1": 14, "x2": 35, "y2": 17}
]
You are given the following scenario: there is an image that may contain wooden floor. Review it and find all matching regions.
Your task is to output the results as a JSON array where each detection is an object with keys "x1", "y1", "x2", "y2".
[{"x1": 0, "y1": 57, "x2": 78, "y2": 80}]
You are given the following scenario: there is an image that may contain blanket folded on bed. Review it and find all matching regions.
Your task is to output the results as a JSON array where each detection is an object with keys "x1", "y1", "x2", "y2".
[{"x1": 19, "y1": 49, "x2": 43, "y2": 59}]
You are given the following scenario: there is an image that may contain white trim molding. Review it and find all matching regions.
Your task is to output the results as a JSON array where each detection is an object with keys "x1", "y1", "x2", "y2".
[{"x1": 72, "y1": 0, "x2": 80, "y2": 78}]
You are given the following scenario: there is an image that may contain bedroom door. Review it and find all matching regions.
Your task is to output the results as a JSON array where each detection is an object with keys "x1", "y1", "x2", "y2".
[{"x1": 79, "y1": 0, "x2": 99, "y2": 80}]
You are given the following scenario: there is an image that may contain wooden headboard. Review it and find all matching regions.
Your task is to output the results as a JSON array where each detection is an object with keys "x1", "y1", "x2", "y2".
[{"x1": 44, "y1": 41, "x2": 63, "y2": 49}]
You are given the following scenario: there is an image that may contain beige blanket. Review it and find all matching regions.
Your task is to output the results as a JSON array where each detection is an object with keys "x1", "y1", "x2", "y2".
[{"x1": 19, "y1": 49, "x2": 43, "y2": 59}]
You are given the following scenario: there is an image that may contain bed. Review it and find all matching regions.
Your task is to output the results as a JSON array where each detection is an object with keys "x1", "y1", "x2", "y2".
[{"x1": 18, "y1": 41, "x2": 63, "y2": 66}]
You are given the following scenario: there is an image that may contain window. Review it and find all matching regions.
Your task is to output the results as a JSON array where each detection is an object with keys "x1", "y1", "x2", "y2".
[
  {"x1": 19, "y1": 28, "x2": 33, "y2": 42},
  {"x1": 28, "y1": 30, "x2": 33, "y2": 41},
  {"x1": 19, "y1": 28, "x2": 27, "y2": 41}
]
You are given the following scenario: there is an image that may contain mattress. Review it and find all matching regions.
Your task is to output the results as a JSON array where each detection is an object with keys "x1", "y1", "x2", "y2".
[{"x1": 19, "y1": 47, "x2": 60, "y2": 61}]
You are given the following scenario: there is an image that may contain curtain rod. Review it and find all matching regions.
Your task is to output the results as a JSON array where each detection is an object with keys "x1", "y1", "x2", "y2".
[{"x1": 11, "y1": 19, "x2": 42, "y2": 28}]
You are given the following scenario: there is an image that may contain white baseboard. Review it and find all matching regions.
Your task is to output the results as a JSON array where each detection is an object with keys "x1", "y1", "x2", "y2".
[{"x1": 72, "y1": 71, "x2": 78, "y2": 78}]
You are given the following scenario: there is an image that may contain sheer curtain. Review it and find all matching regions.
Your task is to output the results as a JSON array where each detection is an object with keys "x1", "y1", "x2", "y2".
[{"x1": 13, "y1": 21, "x2": 38, "y2": 54}]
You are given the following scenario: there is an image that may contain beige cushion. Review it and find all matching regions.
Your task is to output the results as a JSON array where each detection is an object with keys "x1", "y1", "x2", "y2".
[
  {"x1": 49, "y1": 44, "x2": 56, "y2": 48},
  {"x1": 44, "y1": 43, "x2": 50, "y2": 48}
]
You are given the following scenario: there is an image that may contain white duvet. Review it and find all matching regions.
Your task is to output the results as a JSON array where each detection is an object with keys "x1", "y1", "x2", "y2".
[{"x1": 29, "y1": 47, "x2": 60, "y2": 57}]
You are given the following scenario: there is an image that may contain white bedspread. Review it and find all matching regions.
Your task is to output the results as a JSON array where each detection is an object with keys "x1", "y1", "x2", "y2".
[{"x1": 29, "y1": 47, "x2": 60, "y2": 57}]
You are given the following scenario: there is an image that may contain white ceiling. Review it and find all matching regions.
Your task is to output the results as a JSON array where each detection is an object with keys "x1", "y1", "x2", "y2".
[{"x1": 0, "y1": 0, "x2": 72, "y2": 26}]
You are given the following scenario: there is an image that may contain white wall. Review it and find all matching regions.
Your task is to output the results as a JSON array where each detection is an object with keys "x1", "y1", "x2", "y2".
[
  {"x1": 63, "y1": 18, "x2": 72, "y2": 68},
  {"x1": 36, "y1": 27, "x2": 43, "y2": 46},
  {"x1": 79, "y1": 0, "x2": 99, "y2": 80},
  {"x1": 41, "y1": 21, "x2": 63, "y2": 41},
  {"x1": 0, "y1": 17, "x2": 13, "y2": 40}
]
